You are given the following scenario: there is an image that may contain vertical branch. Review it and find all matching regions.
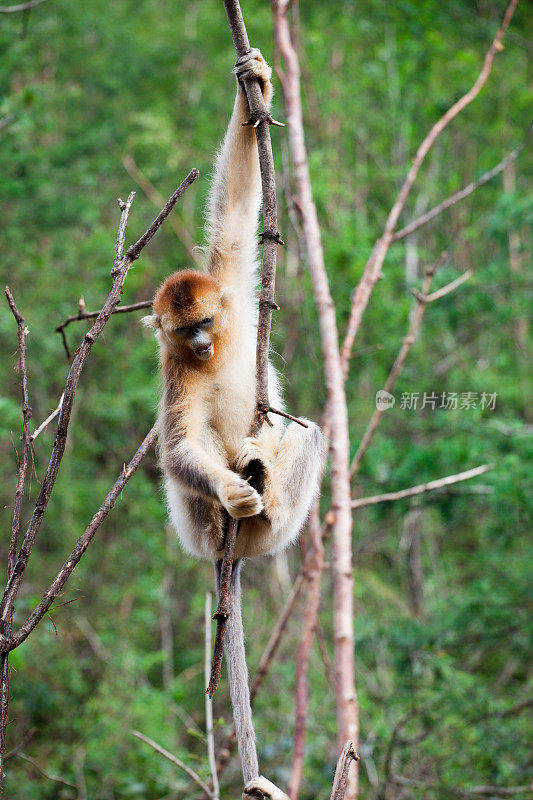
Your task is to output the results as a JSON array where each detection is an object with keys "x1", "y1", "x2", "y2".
[
  {"x1": 1, "y1": 289, "x2": 32, "y2": 778},
  {"x1": 328, "y1": 742, "x2": 359, "y2": 800},
  {"x1": 288, "y1": 506, "x2": 324, "y2": 800},
  {"x1": 208, "y1": 0, "x2": 282, "y2": 706},
  {"x1": 273, "y1": 3, "x2": 358, "y2": 797},
  {"x1": 339, "y1": 0, "x2": 519, "y2": 373},
  {"x1": 205, "y1": 593, "x2": 220, "y2": 800},
  {"x1": 4, "y1": 289, "x2": 32, "y2": 577}
]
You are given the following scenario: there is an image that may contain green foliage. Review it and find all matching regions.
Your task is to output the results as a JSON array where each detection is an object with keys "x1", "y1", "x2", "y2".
[{"x1": 0, "y1": 0, "x2": 531, "y2": 798}]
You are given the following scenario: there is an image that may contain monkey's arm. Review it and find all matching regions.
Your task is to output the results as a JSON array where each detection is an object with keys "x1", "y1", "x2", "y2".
[
  {"x1": 161, "y1": 405, "x2": 263, "y2": 519},
  {"x1": 205, "y1": 49, "x2": 272, "y2": 285}
]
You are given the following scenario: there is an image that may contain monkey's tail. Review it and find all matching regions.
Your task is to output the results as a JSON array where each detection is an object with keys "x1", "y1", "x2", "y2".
[{"x1": 215, "y1": 558, "x2": 259, "y2": 784}]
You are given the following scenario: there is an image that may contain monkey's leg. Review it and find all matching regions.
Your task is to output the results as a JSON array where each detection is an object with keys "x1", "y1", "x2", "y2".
[
  {"x1": 263, "y1": 421, "x2": 324, "y2": 535},
  {"x1": 235, "y1": 421, "x2": 324, "y2": 549},
  {"x1": 215, "y1": 559, "x2": 259, "y2": 783}
]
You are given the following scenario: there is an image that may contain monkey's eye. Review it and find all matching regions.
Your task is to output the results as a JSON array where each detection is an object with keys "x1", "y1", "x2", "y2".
[
  {"x1": 200, "y1": 317, "x2": 214, "y2": 329},
  {"x1": 174, "y1": 325, "x2": 188, "y2": 336}
]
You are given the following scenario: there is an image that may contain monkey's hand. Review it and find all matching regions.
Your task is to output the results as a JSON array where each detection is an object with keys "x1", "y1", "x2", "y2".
[
  {"x1": 220, "y1": 475, "x2": 263, "y2": 519},
  {"x1": 243, "y1": 777, "x2": 290, "y2": 800},
  {"x1": 233, "y1": 48, "x2": 272, "y2": 95}
]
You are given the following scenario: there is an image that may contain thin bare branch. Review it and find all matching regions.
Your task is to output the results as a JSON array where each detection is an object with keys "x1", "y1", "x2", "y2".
[
  {"x1": 204, "y1": 594, "x2": 219, "y2": 800},
  {"x1": 0, "y1": 170, "x2": 197, "y2": 642},
  {"x1": 2, "y1": 288, "x2": 32, "y2": 773},
  {"x1": 350, "y1": 255, "x2": 446, "y2": 478},
  {"x1": 0, "y1": 0, "x2": 47, "y2": 12},
  {"x1": 413, "y1": 269, "x2": 472, "y2": 304},
  {"x1": 351, "y1": 464, "x2": 494, "y2": 509},
  {"x1": 250, "y1": 571, "x2": 305, "y2": 703},
  {"x1": 124, "y1": 169, "x2": 199, "y2": 263},
  {"x1": 391, "y1": 126, "x2": 532, "y2": 242},
  {"x1": 15, "y1": 752, "x2": 76, "y2": 788},
  {"x1": 268, "y1": 407, "x2": 308, "y2": 427},
  {"x1": 55, "y1": 300, "x2": 152, "y2": 334},
  {"x1": 122, "y1": 154, "x2": 201, "y2": 264},
  {"x1": 30, "y1": 393, "x2": 64, "y2": 442},
  {"x1": 4, "y1": 289, "x2": 32, "y2": 580},
  {"x1": 340, "y1": 0, "x2": 519, "y2": 372},
  {"x1": 131, "y1": 731, "x2": 215, "y2": 799},
  {"x1": 328, "y1": 742, "x2": 360, "y2": 800},
  {"x1": 214, "y1": 571, "x2": 306, "y2": 780},
  {"x1": 288, "y1": 507, "x2": 324, "y2": 800},
  {"x1": 3, "y1": 424, "x2": 157, "y2": 652}
]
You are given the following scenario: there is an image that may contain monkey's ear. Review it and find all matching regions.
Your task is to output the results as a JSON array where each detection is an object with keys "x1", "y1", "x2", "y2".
[
  {"x1": 141, "y1": 314, "x2": 161, "y2": 329},
  {"x1": 220, "y1": 286, "x2": 236, "y2": 307}
]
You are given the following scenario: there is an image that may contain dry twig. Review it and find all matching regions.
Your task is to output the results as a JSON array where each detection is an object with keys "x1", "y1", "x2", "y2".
[
  {"x1": 131, "y1": 730, "x2": 215, "y2": 799},
  {"x1": 391, "y1": 126, "x2": 532, "y2": 242},
  {"x1": 204, "y1": 593, "x2": 220, "y2": 800},
  {"x1": 288, "y1": 507, "x2": 324, "y2": 800},
  {"x1": 0, "y1": 170, "x2": 197, "y2": 783},
  {"x1": 339, "y1": 0, "x2": 519, "y2": 373},
  {"x1": 122, "y1": 154, "x2": 201, "y2": 264},
  {"x1": 350, "y1": 254, "x2": 448, "y2": 478},
  {"x1": 1, "y1": 288, "x2": 32, "y2": 772},
  {"x1": 351, "y1": 464, "x2": 494, "y2": 509},
  {"x1": 30, "y1": 393, "x2": 64, "y2": 442},
  {"x1": 328, "y1": 742, "x2": 360, "y2": 800},
  {"x1": 0, "y1": 0, "x2": 47, "y2": 12},
  {"x1": 3, "y1": 424, "x2": 158, "y2": 652}
]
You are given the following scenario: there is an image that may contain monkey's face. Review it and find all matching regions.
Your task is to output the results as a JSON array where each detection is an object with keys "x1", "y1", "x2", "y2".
[
  {"x1": 144, "y1": 270, "x2": 235, "y2": 363},
  {"x1": 173, "y1": 314, "x2": 215, "y2": 360}
]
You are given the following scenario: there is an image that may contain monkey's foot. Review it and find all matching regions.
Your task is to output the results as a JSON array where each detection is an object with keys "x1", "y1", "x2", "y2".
[
  {"x1": 243, "y1": 777, "x2": 290, "y2": 800},
  {"x1": 235, "y1": 436, "x2": 269, "y2": 477},
  {"x1": 234, "y1": 48, "x2": 272, "y2": 90},
  {"x1": 221, "y1": 476, "x2": 263, "y2": 519}
]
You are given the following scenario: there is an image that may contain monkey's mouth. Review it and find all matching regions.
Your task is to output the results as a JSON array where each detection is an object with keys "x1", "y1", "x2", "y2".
[{"x1": 194, "y1": 342, "x2": 214, "y2": 360}]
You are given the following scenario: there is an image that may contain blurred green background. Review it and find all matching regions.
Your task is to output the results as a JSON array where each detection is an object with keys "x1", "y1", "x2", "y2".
[{"x1": 0, "y1": 0, "x2": 532, "y2": 798}]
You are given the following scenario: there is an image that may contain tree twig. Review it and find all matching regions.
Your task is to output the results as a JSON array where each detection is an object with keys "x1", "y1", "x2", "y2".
[
  {"x1": 0, "y1": 169, "x2": 198, "y2": 642},
  {"x1": 3, "y1": 424, "x2": 157, "y2": 652},
  {"x1": 351, "y1": 464, "x2": 494, "y2": 509},
  {"x1": 328, "y1": 742, "x2": 359, "y2": 800},
  {"x1": 15, "y1": 752, "x2": 76, "y2": 788},
  {"x1": 204, "y1": 593, "x2": 219, "y2": 800},
  {"x1": 0, "y1": 0, "x2": 47, "y2": 12},
  {"x1": 213, "y1": 571, "x2": 306, "y2": 781},
  {"x1": 339, "y1": 0, "x2": 519, "y2": 373},
  {"x1": 350, "y1": 254, "x2": 447, "y2": 478},
  {"x1": 122, "y1": 154, "x2": 201, "y2": 264},
  {"x1": 55, "y1": 300, "x2": 153, "y2": 334},
  {"x1": 288, "y1": 506, "x2": 324, "y2": 800},
  {"x1": 4, "y1": 289, "x2": 32, "y2": 582},
  {"x1": 412, "y1": 269, "x2": 472, "y2": 304},
  {"x1": 131, "y1": 730, "x2": 215, "y2": 799},
  {"x1": 269, "y1": 407, "x2": 308, "y2": 428},
  {"x1": 1, "y1": 288, "x2": 32, "y2": 775},
  {"x1": 30, "y1": 393, "x2": 64, "y2": 442},
  {"x1": 391, "y1": 126, "x2": 532, "y2": 242}
]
